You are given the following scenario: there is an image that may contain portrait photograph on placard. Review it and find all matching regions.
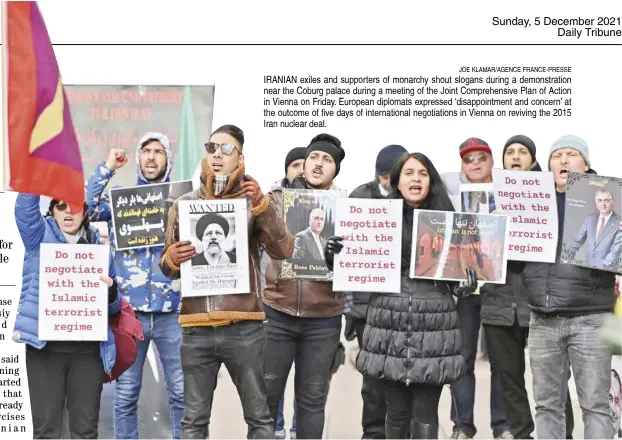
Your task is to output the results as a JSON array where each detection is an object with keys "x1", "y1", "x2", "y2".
[
  {"x1": 281, "y1": 188, "x2": 346, "y2": 280},
  {"x1": 178, "y1": 199, "x2": 249, "y2": 297},
  {"x1": 460, "y1": 182, "x2": 496, "y2": 214},
  {"x1": 409, "y1": 210, "x2": 508, "y2": 284},
  {"x1": 560, "y1": 173, "x2": 622, "y2": 273},
  {"x1": 110, "y1": 180, "x2": 192, "y2": 250}
]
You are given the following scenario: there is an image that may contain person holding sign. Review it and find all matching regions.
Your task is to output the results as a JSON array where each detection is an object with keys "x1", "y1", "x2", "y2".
[
  {"x1": 483, "y1": 135, "x2": 575, "y2": 439},
  {"x1": 524, "y1": 135, "x2": 617, "y2": 439},
  {"x1": 12, "y1": 194, "x2": 122, "y2": 439},
  {"x1": 325, "y1": 152, "x2": 478, "y2": 439},
  {"x1": 159, "y1": 124, "x2": 294, "y2": 439},
  {"x1": 85, "y1": 132, "x2": 184, "y2": 439},
  {"x1": 262, "y1": 133, "x2": 346, "y2": 439}
]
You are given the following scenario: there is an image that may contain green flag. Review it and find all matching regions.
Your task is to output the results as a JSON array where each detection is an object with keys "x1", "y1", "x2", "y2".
[{"x1": 174, "y1": 86, "x2": 201, "y2": 180}]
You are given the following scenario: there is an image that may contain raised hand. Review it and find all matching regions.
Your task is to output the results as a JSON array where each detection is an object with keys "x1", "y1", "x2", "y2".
[
  {"x1": 324, "y1": 236, "x2": 344, "y2": 271},
  {"x1": 105, "y1": 148, "x2": 129, "y2": 171},
  {"x1": 455, "y1": 268, "x2": 478, "y2": 297},
  {"x1": 241, "y1": 175, "x2": 264, "y2": 207}
]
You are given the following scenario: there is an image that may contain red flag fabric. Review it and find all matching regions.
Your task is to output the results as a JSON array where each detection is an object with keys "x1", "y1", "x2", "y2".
[{"x1": 2, "y1": 1, "x2": 84, "y2": 212}]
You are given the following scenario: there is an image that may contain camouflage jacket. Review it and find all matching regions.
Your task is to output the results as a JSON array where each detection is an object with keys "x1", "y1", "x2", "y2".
[{"x1": 85, "y1": 133, "x2": 181, "y2": 313}]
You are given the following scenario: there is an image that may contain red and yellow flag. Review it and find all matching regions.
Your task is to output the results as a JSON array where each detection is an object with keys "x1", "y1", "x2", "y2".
[{"x1": 2, "y1": 1, "x2": 84, "y2": 211}]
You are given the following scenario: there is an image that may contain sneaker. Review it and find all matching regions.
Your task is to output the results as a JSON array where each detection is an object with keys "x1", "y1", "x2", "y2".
[
  {"x1": 495, "y1": 431, "x2": 514, "y2": 439},
  {"x1": 449, "y1": 430, "x2": 471, "y2": 439},
  {"x1": 289, "y1": 431, "x2": 296, "y2": 440},
  {"x1": 275, "y1": 429, "x2": 285, "y2": 439}
]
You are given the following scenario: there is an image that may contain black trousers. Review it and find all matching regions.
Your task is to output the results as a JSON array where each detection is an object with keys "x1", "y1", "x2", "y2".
[
  {"x1": 353, "y1": 317, "x2": 387, "y2": 439},
  {"x1": 384, "y1": 380, "x2": 443, "y2": 439},
  {"x1": 26, "y1": 344, "x2": 104, "y2": 439},
  {"x1": 484, "y1": 323, "x2": 575, "y2": 439}
]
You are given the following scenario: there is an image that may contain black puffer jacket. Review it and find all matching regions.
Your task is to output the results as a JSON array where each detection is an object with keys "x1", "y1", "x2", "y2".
[
  {"x1": 480, "y1": 261, "x2": 530, "y2": 326},
  {"x1": 345, "y1": 179, "x2": 389, "y2": 320},
  {"x1": 355, "y1": 206, "x2": 466, "y2": 386},
  {"x1": 524, "y1": 190, "x2": 616, "y2": 315}
]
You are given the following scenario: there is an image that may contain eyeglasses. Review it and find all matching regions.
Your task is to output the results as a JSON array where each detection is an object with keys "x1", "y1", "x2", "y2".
[
  {"x1": 205, "y1": 142, "x2": 240, "y2": 155},
  {"x1": 462, "y1": 153, "x2": 489, "y2": 165}
]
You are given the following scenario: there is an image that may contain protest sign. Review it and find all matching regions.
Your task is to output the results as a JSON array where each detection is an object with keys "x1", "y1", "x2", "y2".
[
  {"x1": 332, "y1": 198, "x2": 402, "y2": 293},
  {"x1": 65, "y1": 84, "x2": 214, "y2": 186},
  {"x1": 410, "y1": 210, "x2": 508, "y2": 284},
  {"x1": 460, "y1": 182, "x2": 496, "y2": 213},
  {"x1": 110, "y1": 180, "x2": 192, "y2": 250},
  {"x1": 178, "y1": 199, "x2": 249, "y2": 297},
  {"x1": 561, "y1": 172, "x2": 622, "y2": 273},
  {"x1": 38, "y1": 244, "x2": 110, "y2": 341},
  {"x1": 492, "y1": 169, "x2": 557, "y2": 262},
  {"x1": 281, "y1": 188, "x2": 347, "y2": 280}
]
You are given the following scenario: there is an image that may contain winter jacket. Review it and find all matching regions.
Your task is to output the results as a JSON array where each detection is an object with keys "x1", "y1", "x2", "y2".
[
  {"x1": 355, "y1": 205, "x2": 466, "y2": 386},
  {"x1": 85, "y1": 133, "x2": 180, "y2": 313},
  {"x1": 524, "y1": 189, "x2": 616, "y2": 315},
  {"x1": 13, "y1": 193, "x2": 122, "y2": 375},
  {"x1": 480, "y1": 262, "x2": 530, "y2": 326},
  {"x1": 159, "y1": 160, "x2": 294, "y2": 327},
  {"x1": 344, "y1": 179, "x2": 390, "y2": 320},
  {"x1": 262, "y1": 176, "x2": 344, "y2": 318}
]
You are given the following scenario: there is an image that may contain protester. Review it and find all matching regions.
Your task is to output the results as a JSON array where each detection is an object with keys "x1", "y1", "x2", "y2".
[
  {"x1": 262, "y1": 133, "x2": 345, "y2": 439},
  {"x1": 13, "y1": 194, "x2": 122, "y2": 439},
  {"x1": 483, "y1": 135, "x2": 575, "y2": 439},
  {"x1": 85, "y1": 132, "x2": 184, "y2": 439},
  {"x1": 326, "y1": 152, "x2": 477, "y2": 439},
  {"x1": 450, "y1": 138, "x2": 512, "y2": 439},
  {"x1": 344, "y1": 144, "x2": 408, "y2": 439},
  {"x1": 524, "y1": 135, "x2": 616, "y2": 439},
  {"x1": 259, "y1": 146, "x2": 306, "y2": 440},
  {"x1": 159, "y1": 124, "x2": 294, "y2": 439}
]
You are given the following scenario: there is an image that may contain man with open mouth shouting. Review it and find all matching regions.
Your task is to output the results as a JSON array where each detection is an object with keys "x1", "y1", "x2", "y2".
[
  {"x1": 525, "y1": 135, "x2": 617, "y2": 439},
  {"x1": 262, "y1": 133, "x2": 346, "y2": 439}
]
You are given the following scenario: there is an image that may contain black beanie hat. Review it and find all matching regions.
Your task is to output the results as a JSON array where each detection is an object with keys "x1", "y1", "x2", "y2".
[
  {"x1": 196, "y1": 214, "x2": 229, "y2": 239},
  {"x1": 503, "y1": 135, "x2": 537, "y2": 165},
  {"x1": 306, "y1": 133, "x2": 345, "y2": 177},
  {"x1": 284, "y1": 147, "x2": 307, "y2": 175},
  {"x1": 375, "y1": 145, "x2": 408, "y2": 175}
]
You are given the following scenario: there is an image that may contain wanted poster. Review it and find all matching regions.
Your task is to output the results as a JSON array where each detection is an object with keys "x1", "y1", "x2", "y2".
[
  {"x1": 110, "y1": 180, "x2": 192, "y2": 250},
  {"x1": 492, "y1": 169, "x2": 558, "y2": 262},
  {"x1": 409, "y1": 210, "x2": 508, "y2": 284},
  {"x1": 281, "y1": 188, "x2": 346, "y2": 280},
  {"x1": 332, "y1": 198, "x2": 403, "y2": 293},
  {"x1": 178, "y1": 199, "x2": 249, "y2": 297},
  {"x1": 561, "y1": 173, "x2": 622, "y2": 273}
]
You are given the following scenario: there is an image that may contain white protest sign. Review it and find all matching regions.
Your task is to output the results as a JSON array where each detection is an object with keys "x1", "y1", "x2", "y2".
[
  {"x1": 492, "y1": 169, "x2": 557, "y2": 262},
  {"x1": 38, "y1": 243, "x2": 110, "y2": 341},
  {"x1": 333, "y1": 198, "x2": 402, "y2": 293}
]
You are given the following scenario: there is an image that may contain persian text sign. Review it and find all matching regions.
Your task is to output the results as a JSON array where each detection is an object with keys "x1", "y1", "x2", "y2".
[
  {"x1": 38, "y1": 244, "x2": 110, "y2": 341},
  {"x1": 492, "y1": 170, "x2": 557, "y2": 262},
  {"x1": 333, "y1": 198, "x2": 403, "y2": 292}
]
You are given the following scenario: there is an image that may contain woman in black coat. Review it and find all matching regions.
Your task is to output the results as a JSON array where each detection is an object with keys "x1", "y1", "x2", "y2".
[{"x1": 325, "y1": 152, "x2": 477, "y2": 439}]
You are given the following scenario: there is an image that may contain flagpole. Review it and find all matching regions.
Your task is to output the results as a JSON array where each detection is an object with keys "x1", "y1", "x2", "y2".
[{"x1": 1, "y1": 1, "x2": 9, "y2": 192}]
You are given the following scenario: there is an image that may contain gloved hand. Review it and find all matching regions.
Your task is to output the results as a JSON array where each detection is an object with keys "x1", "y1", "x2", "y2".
[
  {"x1": 241, "y1": 175, "x2": 264, "y2": 207},
  {"x1": 330, "y1": 342, "x2": 346, "y2": 375},
  {"x1": 324, "y1": 236, "x2": 344, "y2": 271},
  {"x1": 344, "y1": 315, "x2": 357, "y2": 342},
  {"x1": 454, "y1": 268, "x2": 478, "y2": 297}
]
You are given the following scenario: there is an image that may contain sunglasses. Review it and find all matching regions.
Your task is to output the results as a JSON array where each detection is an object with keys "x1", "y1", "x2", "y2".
[
  {"x1": 462, "y1": 153, "x2": 489, "y2": 165},
  {"x1": 205, "y1": 142, "x2": 240, "y2": 155},
  {"x1": 54, "y1": 201, "x2": 88, "y2": 212}
]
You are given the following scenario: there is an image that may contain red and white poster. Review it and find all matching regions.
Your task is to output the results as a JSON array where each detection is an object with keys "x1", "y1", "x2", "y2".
[{"x1": 492, "y1": 169, "x2": 558, "y2": 262}]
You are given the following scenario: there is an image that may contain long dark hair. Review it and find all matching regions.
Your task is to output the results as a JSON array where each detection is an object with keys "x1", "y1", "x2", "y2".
[{"x1": 389, "y1": 152, "x2": 455, "y2": 212}]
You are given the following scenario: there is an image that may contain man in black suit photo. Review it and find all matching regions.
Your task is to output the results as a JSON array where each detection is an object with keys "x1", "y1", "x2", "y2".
[
  {"x1": 191, "y1": 213, "x2": 237, "y2": 267},
  {"x1": 293, "y1": 207, "x2": 327, "y2": 262}
]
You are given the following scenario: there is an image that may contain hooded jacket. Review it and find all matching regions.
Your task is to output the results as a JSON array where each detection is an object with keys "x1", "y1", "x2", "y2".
[
  {"x1": 13, "y1": 193, "x2": 122, "y2": 375},
  {"x1": 261, "y1": 176, "x2": 345, "y2": 318},
  {"x1": 159, "y1": 159, "x2": 294, "y2": 327},
  {"x1": 85, "y1": 133, "x2": 181, "y2": 313}
]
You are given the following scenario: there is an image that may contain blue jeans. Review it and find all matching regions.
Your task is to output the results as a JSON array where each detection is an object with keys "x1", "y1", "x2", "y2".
[
  {"x1": 276, "y1": 395, "x2": 297, "y2": 433},
  {"x1": 114, "y1": 311, "x2": 184, "y2": 439},
  {"x1": 529, "y1": 312, "x2": 613, "y2": 439}
]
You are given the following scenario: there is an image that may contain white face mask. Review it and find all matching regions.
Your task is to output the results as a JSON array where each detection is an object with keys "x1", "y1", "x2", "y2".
[{"x1": 379, "y1": 184, "x2": 389, "y2": 197}]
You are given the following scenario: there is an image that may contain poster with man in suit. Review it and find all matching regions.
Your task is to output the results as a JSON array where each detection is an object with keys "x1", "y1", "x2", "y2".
[
  {"x1": 562, "y1": 173, "x2": 622, "y2": 273},
  {"x1": 281, "y1": 188, "x2": 345, "y2": 280}
]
